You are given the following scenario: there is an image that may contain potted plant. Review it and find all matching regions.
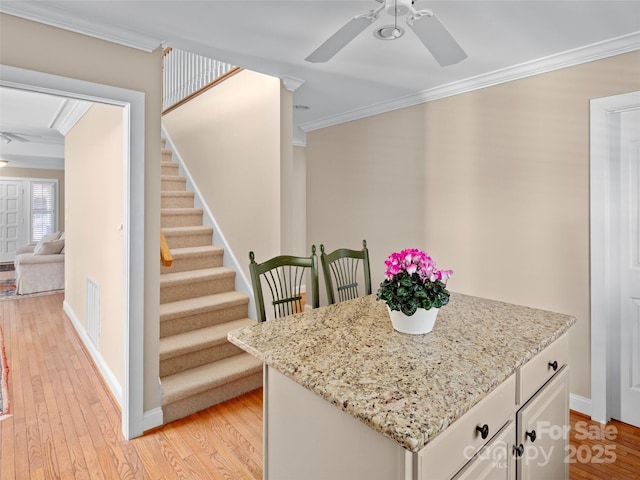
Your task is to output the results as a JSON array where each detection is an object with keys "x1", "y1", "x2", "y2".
[{"x1": 376, "y1": 248, "x2": 453, "y2": 334}]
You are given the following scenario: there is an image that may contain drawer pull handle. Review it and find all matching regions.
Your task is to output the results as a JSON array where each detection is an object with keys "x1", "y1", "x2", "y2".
[
  {"x1": 476, "y1": 424, "x2": 489, "y2": 439},
  {"x1": 548, "y1": 360, "x2": 558, "y2": 371},
  {"x1": 526, "y1": 429, "x2": 537, "y2": 442},
  {"x1": 513, "y1": 444, "x2": 525, "y2": 457}
]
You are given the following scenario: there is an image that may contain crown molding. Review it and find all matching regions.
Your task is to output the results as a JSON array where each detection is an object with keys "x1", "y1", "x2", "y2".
[
  {"x1": 50, "y1": 99, "x2": 93, "y2": 135},
  {"x1": 282, "y1": 75, "x2": 305, "y2": 92},
  {"x1": 299, "y1": 31, "x2": 640, "y2": 133},
  {"x1": 0, "y1": 3, "x2": 162, "y2": 52}
]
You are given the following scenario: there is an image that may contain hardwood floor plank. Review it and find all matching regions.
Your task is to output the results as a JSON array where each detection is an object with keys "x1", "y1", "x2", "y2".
[{"x1": 3, "y1": 293, "x2": 640, "y2": 479}]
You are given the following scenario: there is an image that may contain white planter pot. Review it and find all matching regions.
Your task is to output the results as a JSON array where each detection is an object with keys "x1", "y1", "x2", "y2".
[{"x1": 387, "y1": 306, "x2": 439, "y2": 334}]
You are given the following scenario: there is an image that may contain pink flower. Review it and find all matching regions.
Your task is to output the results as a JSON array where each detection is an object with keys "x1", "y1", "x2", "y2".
[{"x1": 383, "y1": 248, "x2": 453, "y2": 284}]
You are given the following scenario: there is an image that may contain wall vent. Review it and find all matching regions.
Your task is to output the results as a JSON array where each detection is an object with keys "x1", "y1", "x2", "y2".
[{"x1": 87, "y1": 278, "x2": 100, "y2": 348}]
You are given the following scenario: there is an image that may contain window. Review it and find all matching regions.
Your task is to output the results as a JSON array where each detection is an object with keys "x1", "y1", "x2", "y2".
[{"x1": 30, "y1": 181, "x2": 57, "y2": 243}]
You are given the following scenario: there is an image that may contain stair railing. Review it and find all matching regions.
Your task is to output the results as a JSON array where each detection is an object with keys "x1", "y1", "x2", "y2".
[
  {"x1": 160, "y1": 231, "x2": 173, "y2": 267},
  {"x1": 162, "y1": 47, "x2": 241, "y2": 114}
]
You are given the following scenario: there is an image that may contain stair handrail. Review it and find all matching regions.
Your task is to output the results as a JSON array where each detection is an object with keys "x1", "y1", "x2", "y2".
[
  {"x1": 162, "y1": 47, "x2": 242, "y2": 114},
  {"x1": 160, "y1": 231, "x2": 173, "y2": 267}
]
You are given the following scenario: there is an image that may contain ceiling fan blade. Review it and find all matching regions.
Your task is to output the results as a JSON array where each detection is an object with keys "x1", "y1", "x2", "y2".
[
  {"x1": 305, "y1": 10, "x2": 381, "y2": 63},
  {"x1": 407, "y1": 11, "x2": 467, "y2": 66},
  {"x1": 0, "y1": 132, "x2": 29, "y2": 142}
]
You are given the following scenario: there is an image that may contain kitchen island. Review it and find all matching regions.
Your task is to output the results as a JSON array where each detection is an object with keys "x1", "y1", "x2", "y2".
[{"x1": 228, "y1": 293, "x2": 575, "y2": 480}]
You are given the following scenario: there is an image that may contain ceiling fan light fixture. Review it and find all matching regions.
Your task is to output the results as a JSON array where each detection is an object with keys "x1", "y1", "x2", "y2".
[{"x1": 374, "y1": 25, "x2": 405, "y2": 40}]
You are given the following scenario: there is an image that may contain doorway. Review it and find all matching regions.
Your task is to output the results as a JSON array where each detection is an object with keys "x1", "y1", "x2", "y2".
[
  {"x1": 590, "y1": 90, "x2": 640, "y2": 428},
  {"x1": 0, "y1": 64, "x2": 147, "y2": 439},
  {"x1": 0, "y1": 179, "x2": 24, "y2": 262}
]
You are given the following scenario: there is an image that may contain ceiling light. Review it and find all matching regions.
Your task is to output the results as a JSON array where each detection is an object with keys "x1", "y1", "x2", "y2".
[
  {"x1": 374, "y1": 25, "x2": 405, "y2": 40},
  {"x1": 0, "y1": 160, "x2": 8, "y2": 168}
]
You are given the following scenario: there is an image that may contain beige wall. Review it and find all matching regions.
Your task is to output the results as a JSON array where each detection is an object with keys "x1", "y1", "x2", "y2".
[
  {"x1": 1, "y1": 13, "x2": 162, "y2": 413},
  {"x1": 307, "y1": 51, "x2": 640, "y2": 399},
  {"x1": 292, "y1": 145, "x2": 307, "y2": 258},
  {"x1": 163, "y1": 69, "x2": 283, "y2": 280},
  {"x1": 65, "y1": 103, "x2": 123, "y2": 384},
  {"x1": 0, "y1": 167, "x2": 65, "y2": 235}
]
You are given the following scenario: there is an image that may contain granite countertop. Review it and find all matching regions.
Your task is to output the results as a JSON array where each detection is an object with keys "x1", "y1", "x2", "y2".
[{"x1": 228, "y1": 292, "x2": 575, "y2": 453}]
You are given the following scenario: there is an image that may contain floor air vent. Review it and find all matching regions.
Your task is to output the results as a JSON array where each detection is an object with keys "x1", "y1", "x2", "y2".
[{"x1": 87, "y1": 278, "x2": 100, "y2": 347}]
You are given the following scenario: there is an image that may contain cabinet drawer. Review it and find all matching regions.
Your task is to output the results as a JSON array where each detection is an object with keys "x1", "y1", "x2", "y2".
[
  {"x1": 518, "y1": 333, "x2": 568, "y2": 405},
  {"x1": 418, "y1": 374, "x2": 516, "y2": 480},
  {"x1": 453, "y1": 420, "x2": 516, "y2": 480}
]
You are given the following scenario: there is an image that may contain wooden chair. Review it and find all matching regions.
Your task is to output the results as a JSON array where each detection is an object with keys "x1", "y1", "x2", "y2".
[
  {"x1": 249, "y1": 246, "x2": 320, "y2": 322},
  {"x1": 320, "y1": 240, "x2": 372, "y2": 305}
]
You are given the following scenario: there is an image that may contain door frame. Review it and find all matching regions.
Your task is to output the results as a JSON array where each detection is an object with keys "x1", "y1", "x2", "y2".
[
  {"x1": 0, "y1": 64, "x2": 146, "y2": 439},
  {"x1": 590, "y1": 90, "x2": 640, "y2": 424}
]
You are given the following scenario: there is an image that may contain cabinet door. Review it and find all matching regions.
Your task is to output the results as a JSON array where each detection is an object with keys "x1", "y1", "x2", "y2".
[
  {"x1": 517, "y1": 366, "x2": 569, "y2": 480},
  {"x1": 453, "y1": 421, "x2": 516, "y2": 480}
]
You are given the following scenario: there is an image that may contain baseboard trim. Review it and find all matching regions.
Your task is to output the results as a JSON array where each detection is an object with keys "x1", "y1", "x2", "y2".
[
  {"x1": 143, "y1": 407, "x2": 163, "y2": 432},
  {"x1": 62, "y1": 300, "x2": 123, "y2": 405},
  {"x1": 570, "y1": 393, "x2": 592, "y2": 417}
]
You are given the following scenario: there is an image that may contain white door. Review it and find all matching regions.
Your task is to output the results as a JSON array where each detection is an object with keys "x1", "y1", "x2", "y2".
[
  {"x1": 619, "y1": 109, "x2": 640, "y2": 428},
  {"x1": 0, "y1": 179, "x2": 24, "y2": 263}
]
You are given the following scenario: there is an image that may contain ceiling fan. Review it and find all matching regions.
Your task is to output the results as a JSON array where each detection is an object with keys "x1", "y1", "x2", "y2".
[
  {"x1": 305, "y1": 0, "x2": 467, "y2": 66},
  {"x1": 0, "y1": 131, "x2": 32, "y2": 144}
]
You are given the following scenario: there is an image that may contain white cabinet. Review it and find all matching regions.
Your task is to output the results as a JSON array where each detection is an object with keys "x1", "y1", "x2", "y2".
[
  {"x1": 516, "y1": 367, "x2": 569, "y2": 480},
  {"x1": 451, "y1": 335, "x2": 570, "y2": 480},
  {"x1": 453, "y1": 421, "x2": 516, "y2": 480},
  {"x1": 418, "y1": 375, "x2": 516, "y2": 480}
]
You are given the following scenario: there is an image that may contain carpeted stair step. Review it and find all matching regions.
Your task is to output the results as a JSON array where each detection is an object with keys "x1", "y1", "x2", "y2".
[
  {"x1": 160, "y1": 245, "x2": 224, "y2": 274},
  {"x1": 161, "y1": 353, "x2": 263, "y2": 424},
  {"x1": 160, "y1": 267, "x2": 236, "y2": 304},
  {"x1": 161, "y1": 147, "x2": 172, "y2": 161},
  {"x1": 162, "y1": 226, "x2": 213, "y2": 249},
  {"x1": 161, "y1": 207, "x2": 204, "y2": 228},
  {"x1": 159, "y1": 318, "x2": 256, "y2": 377},
  {"x1": 162, "y1": 175, "x2": 187, "y2": 191},
  {"x1": 160, "y1": 291, "x2": 250, "y2": 338},
  {"x1": 161, "y1": 161, "x2": 179, "y2": 176},
  {"x1": 161, "y1": 191, "x2": 195, "y2": 209}
]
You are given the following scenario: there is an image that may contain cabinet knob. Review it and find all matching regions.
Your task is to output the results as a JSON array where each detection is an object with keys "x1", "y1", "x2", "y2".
[
  {"x1": 513, "y1": 444, "x2": 525, "y2": 457},
  {"x1": 548, "y1": 360, "x2": 558, "y2": 371},
  {"x1": 526, "y1": 429, "x2": 537, "y2": 442},
  {"x1": 476, "y1": 424, "x2": 489, "y2": 439}
]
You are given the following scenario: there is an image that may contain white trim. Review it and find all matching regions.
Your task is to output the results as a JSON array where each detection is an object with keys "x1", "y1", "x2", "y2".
[
  {"x1": 590, "y1": 90, "x2": 640, "y2": 424},
  {"x1": 569, "y1": 393, "x2": 592, "y2": 418},
  {"x1": 292, "y1": 130, "x2": 307, "y2": 148},
  {"x1": 300, "y1": 32, "x2": 640, "y2": 133},
  {"x1": 0, "y1": 64, "x2": 149, "y2": 440},
  {"x1": 143, "y1": 407, "x2": 164, "y2": 432},
  {"x1": 161, "y1": 126, "x2": 257, "y2": 320},
  {"x1": 51, "y1": 99, "x2": 92, "y2": 136},
  {"x1": 63, "y1": 300, "x2": 123, "y2": 403},
  {"x1": 281, "y1": 76, "x2": 305, "y2": 92},
  {"x1": 0, "y1": 3, "x2": 161, "y2": 52}
]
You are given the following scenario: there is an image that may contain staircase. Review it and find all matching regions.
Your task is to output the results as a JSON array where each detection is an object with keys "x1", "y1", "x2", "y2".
[{"x1": 160, "y1": 138, "x2": 262, "y2": 424}]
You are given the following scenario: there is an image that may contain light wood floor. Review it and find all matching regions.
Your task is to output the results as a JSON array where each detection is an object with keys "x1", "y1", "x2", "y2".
[{"x1": 1, "y1": 293, "x2": 638, "y2": 479}]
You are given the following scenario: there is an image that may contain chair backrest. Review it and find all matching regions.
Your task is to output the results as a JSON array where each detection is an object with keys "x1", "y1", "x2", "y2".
[
  {"x1": 248, "y1": 246, "x2": 320, "y2": 322},
  {"x1": 320, "y1": 240, "x2": 372, "y2": 305}
]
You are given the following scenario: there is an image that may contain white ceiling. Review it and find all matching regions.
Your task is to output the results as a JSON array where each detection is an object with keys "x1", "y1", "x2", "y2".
[
  {"x1": 1, "y1": 0, "x2": 639, "y2": 149},
  {"x1": 0, "y1": 87, "x2": 66, "y2": 170}
]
